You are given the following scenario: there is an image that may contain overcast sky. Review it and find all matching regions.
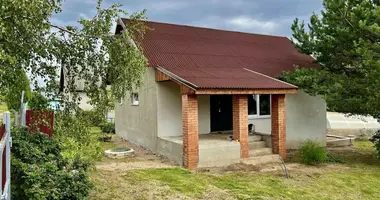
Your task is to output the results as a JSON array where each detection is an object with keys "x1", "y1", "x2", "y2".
[{"x1": 51, "y1": 0, "x2": 323, "y2": 38}]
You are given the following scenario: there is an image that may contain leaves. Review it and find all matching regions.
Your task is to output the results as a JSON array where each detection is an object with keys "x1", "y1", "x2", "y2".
[
  {"x1": 1, "y1": 0, "x2": 148, "y2": 114},
  {"x1": 283, "y1": 0, "x2": 380, "y2": 118}
]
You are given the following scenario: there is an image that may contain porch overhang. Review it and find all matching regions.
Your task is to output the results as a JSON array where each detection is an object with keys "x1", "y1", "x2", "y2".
[
  {"x1": 155, "y1": 67, "x2": 298, "y2": 95},
  {"x1": 194, "y1": 88, "x2": 297, "y2": 95}
]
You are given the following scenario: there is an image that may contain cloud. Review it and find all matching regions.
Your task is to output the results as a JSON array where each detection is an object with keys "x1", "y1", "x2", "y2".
[
  {"x1": 226, "y1": 16, "x2": 276, "y2": 33},
  {"x1": 51, "y1": 0, "x2": 324, "y2": 37},
  {"x1": 148, "y1": 1, "x2": 189, "y2": 12}
]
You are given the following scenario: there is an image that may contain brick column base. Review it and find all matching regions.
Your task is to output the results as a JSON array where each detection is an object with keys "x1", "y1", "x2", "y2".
[
  {"x1": 271, "y1": 94, "x2": 287, "y2": 159},
  {"x1": 182, "y1": 94, "x2": 199, "y2": 169},
  {"x1": 233, "y1": 95, "x2": 249, "y2": 158}
]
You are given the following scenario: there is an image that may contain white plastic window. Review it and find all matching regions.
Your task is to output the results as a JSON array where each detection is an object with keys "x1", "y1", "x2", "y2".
[
  {"x1": 131, "y1": 93, "x2": 139, "y2": 106},
  {"x1": 248, "y1": 94, "x2": 271, "y2": 118}
]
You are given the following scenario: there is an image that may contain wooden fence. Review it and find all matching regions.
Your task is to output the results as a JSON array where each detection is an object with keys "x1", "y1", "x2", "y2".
[
  {"x1": 0, "y1": 112, "x2": 11, "y2": 200},
  {"x1": 25, "y1": 110, "x2": 54, "y2": 138}
]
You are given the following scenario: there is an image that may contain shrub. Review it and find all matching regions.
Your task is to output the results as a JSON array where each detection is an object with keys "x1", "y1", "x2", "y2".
[
  {"x1": 5, "y1": 69, "x2": 32, "y2": 111},
  {"x1": 98, "y1": 133, "x2": 112, "y2": 142},
  {"x1": 11, "y1": 128, "x2": 92, "y2": 200},
  {"x1": 28, "y1": 92, "x2": 50, "y2": 110},
  {"x1": 79, "y1": 110, "x2": 105, "y2": 126},
  {"x1": 54, "y1": 113, "x2": 102, "y2": 165},
  {"x1": 99, "y1": 121, "x2": 115, "y2": 133},
  {"x1": 370, "y1": 130, "x2": 380, "y2": 157},
  {"x1": 299, "y1": 140, "x2": 327, "y2": 165}
]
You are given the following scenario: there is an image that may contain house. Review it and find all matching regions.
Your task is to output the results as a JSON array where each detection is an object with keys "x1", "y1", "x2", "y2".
[
  {"x1": 115, "y1": 19, "x2": 327, "y2": 169},
  {"x1": 58, "y1": 66, "x2": 115, "y2": 121}
]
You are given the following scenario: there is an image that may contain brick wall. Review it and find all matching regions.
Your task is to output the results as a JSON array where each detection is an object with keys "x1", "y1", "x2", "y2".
[
  {"x1": 232, "y1": 95, "x2": 249, "y2": 158},
  {"x1": 182, "y1": 94, "x2": 199, "y2": 169},
  {"x1": 271, "y1": 94, "x2": 287, "y2": 159}
]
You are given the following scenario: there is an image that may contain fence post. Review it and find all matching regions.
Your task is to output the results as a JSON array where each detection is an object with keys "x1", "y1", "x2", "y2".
[
  {"x1": 19, "y1": 91, "x2": 26, "y2": 127},
  {"x1": 20, "y1": 104, "x2": 26, "y2": 127},
  {"x1": 3, "y1": 112, "x2": 10, "y2": 200},
  {"x1": 13, "y1": 113, "x2": 18, "y2": 127}
]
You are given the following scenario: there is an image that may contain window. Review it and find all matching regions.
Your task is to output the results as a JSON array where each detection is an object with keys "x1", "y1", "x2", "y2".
[
  {"x1": 131, "y1": 93, "x2": 139, "y2": 105},
  {"x1": 248, "y1": 94, "x2": 271, "y2": 117},
  {"x1": 248, "y1": 95, "x2": 257, "y2": 115},
  {"x1": 259, "y1": 94, "x2": 270, "y2": 115}
]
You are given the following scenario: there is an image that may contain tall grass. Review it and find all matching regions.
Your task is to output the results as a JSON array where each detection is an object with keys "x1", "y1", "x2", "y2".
[{"x1": 299, "y1": 140, "x2": 327, "y2": 165}]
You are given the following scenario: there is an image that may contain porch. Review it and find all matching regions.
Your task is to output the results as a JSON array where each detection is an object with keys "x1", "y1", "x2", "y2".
[
  {"x1": 155, "y1": 69, "x2": 296, "y2": 169},
  {"x1": 158, "y1": 133, "x2": 273, "y2": 168}
]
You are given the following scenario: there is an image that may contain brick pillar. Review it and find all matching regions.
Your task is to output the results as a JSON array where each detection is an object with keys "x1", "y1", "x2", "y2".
[
  {"x1": 182, "y1": 94, "x2": 199, "y2": 169},
  {"x1": 233, "y1": 95, "x2": 249, "y2": 158},
  {"x1": 271, "y1": 94, "x2": 287, "y2": 159}
]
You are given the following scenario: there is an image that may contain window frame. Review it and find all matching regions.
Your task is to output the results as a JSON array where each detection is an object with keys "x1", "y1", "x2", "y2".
[
  {"x1": 131, "y1": 93, "x2": 139, "y2": 106},
  {"x1": 248, "y1": 94, "x2": 271, "y2": 119}
]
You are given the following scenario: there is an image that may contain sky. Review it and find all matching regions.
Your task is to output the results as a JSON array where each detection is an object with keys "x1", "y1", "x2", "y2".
[{"x1": 51, "y1": 0, "x2": 324, "y2": 38}]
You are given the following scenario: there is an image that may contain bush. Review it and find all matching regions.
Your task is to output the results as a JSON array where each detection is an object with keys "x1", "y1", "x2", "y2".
[
  {"x1": 5, "y1": 69, "x2": 32, "y2": 111},
  {"x1": 370, "y1": 130, "x2": 380, "y2": 157},
  {"x1": 299, "y1": 140, "x2": 327, "y2": 165},
  {"x1": 79, "y1": 110, "x2": 105, "y2": 127},
  {"x1": 11, "y1": 128, "x2": 92, "y2": 200},
  {"x1": 54, "y1": 113, "x2": 102, "y2": 165},
  {"x1": 99, "y1": 121, "x2": 115, "y2": 133},
  {"x1": 28, "y1": 92, "x2": 50, "y2": 110}
]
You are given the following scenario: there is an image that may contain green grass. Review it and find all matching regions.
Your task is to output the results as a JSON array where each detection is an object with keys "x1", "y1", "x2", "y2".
[
  {"x1": 125, "y1": 168, "x2": 208, "y2": 196},
  {"x1": 90, "y1": 140, "x2": 380, "y2": 200},
  {"x1": 0, "y1": 104, "x2": 7, "y2": 123},
  {"x1": 118, "y1": 166, "x2": 380, "y2": 200},
  {"x1": 0, "y1": 104, "x2": 7, "y2": 113}
]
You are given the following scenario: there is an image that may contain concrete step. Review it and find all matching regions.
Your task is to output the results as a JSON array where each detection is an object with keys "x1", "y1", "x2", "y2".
[
  {"x1": 249, "y1": 148, "x2": 273, "y2": 157},
  {"x1": 248, "y1": 135, "x2": 262, "y2": 142},
  {"x1": 241, "y1": 154, "x2": 281, "y2": 166},
  {"x1": 248, "y1": 141, "x2": 267, "y2": 150}
]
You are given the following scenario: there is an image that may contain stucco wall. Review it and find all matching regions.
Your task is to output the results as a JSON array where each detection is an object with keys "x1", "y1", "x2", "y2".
[
  {"x1": 198, "y1": 95, "x2": 211, "y2": 134},
  {"x1": 115, "y1": 68, "x2": 158, "y2": 151},
  {"x1": 157, "y1": 82, "x2": 182, "y2": 137},
  {"x1": 156, "y1": 85, "x2": 211, "y2": 137},
  {"x1": 156, "y1": 138, "x2": 183, "y2": 165},
  {"x1": 248, "y1": 117, "x2": 271, "y2": 134},
  {"x1": 286, "y1": 91, "x2": 327, "y2": 149},
  {"x1": 248, "y1": 91, "x2": 326, "y2": 149}
]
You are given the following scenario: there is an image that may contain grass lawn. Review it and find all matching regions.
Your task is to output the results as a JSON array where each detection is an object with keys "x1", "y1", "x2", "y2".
[
  {"x1": 0, "y1": 103, "x2": 7, "y2": 123},
  {"x1": 90, "y1": 140, "x2": 380, "y2": 200},
  {"x1": 0, "y1": 104, "x2": 7, "y2": 113}
]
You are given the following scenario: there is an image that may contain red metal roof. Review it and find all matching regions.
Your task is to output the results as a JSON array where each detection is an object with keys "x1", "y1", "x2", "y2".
[{"x1": 122, "y1": 19, "x2": 319, "y2": 89}]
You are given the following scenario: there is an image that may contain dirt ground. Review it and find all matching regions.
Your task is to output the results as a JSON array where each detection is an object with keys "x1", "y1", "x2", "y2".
[
  {"x1": 95, "y1": 135, "x2": 358, "y2": 175},
  {"x1": 95, "y1": 136, "x2": 177, "y2": 171},
  {"x1": 90, "y1": 137, "x2": 379, "y2": 200}
]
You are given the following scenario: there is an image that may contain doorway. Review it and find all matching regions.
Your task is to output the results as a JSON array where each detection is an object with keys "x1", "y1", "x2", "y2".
[{"x1": 210, "y1": 95, "x2": 233, "y2": 132}]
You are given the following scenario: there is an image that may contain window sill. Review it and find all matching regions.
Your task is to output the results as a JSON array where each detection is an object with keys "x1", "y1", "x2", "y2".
[{"x1": 248, "y1": 115, "x2": 271, "y2": 120}]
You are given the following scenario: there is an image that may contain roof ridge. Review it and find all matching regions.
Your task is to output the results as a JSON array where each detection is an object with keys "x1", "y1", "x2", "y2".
[{"x1": 121, "y1": 18, "x2": 289, "y2": 39}]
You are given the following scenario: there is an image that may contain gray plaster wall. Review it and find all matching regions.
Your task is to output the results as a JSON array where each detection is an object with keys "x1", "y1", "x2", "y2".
[
  {"x1": 286, "y1": 90, "x2": 327, "y2": 149},
  {"x1": 115, "y1": 68, "x2": 158, "y2": 151},
  {"x1": 157, "y1": 82, "x2": 182, "y2": 137},
  {"x1": 156, "y1": 84, "x2": 211, "y2": 137},
  {"x1": 248, "y1": 117, "x2": 271, "y2": 134},
  {"x1": 198, "y1": 143, "x2": 240, "y2": 168},
  {"x1": 198, "y1": 95, "x2": 211, "y2": 134},
  {"x1": 156, "y1": 138, "x2": 183, "y2": 165}
]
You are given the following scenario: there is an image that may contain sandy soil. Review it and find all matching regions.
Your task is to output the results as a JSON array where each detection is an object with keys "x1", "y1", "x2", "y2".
[{"x1": 95, "y1": 136, "x2": 177, "y2": 171}]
